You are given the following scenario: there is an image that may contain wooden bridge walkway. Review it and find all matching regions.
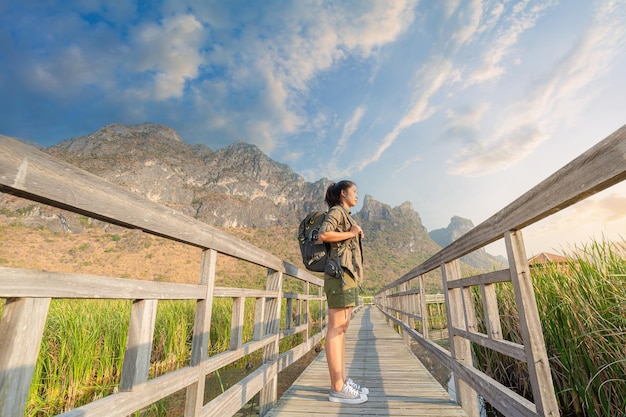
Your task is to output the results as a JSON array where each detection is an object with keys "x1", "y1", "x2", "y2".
[
  {"x1": 2, "y1": 126, "x2": 625, "y2": 416},
  {"x1": 266, "y1": 306, "x2": 467, "y2": 417}
]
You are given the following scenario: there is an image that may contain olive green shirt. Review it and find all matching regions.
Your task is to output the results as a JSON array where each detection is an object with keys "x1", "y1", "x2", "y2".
[{"x1": 320, "y1": 205, "x2": 363, "y2": 282}]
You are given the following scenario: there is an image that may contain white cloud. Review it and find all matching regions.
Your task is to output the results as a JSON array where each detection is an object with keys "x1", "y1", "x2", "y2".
[
  {"x1": 130, "y1": 14, "x2": 205, "y2": 100},
  {"x1": 338, "y1": 106, "x2": 366, "y2": 154},
  {"x1": 137, "y1": 2, "x2": 419, "y2": 151},
  {"x1": 450, "y1": 0, "x2": 484, "y2": 48},
  {"x1": 448, "y1": 0, "x2": 626, "y2": 177},
  {"x1": 357, "y1": 57, "x2": 452, "y2": 171},
  {"x1": 466, "y1": 0, "x2": 557, "y2": 86}
]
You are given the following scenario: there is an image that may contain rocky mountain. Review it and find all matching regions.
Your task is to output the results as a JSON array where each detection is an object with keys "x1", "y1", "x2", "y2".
[
  {"x1": 1, "y1": 123, "x2": 504, "y2": 291},
  {"x1": 430, "y1": 216, "x2": 507, "y2": 270},
  {"x1": 46, "y1": 123, "x2": 328, "y2": 228}
]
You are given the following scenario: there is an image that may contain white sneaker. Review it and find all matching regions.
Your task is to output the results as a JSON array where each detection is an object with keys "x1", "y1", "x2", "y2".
[
  {"x1": 346, "y1": 377, "x2": 369, "y2": 395},
  {"x1": 329, "y1": 382, "x2": 368, "y2": 404}
]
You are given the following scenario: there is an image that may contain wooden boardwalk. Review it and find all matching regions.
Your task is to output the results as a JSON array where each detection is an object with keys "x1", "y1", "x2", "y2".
[{"x1": 266, "y1": 306, "x2": 467, "y2": 417}]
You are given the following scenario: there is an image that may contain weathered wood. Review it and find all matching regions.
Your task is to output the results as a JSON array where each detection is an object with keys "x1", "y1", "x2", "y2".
[
  {"x1": 285, "y1": 297, "x2": 294, "y2": 330},
  {"x1": 0, "y1": 266, "x2": 205, "y2": 299},
  {"x1": 451, "y1": 328, "x2": 525, "y2": 361},
  {"x1": 213, "y1": 287, "x2": 279, "y2": 298},
  {"x1": 418, "y1": 274, "x2": 429, "y2": 339},
  {"x1": 259, "y1": 270, "x2": 283, "y2": 416},
  {"x1": 190, "y1": 249, "x2": 217, "y2": 365},
  {"x1": 253, "y1": 296, "x2": 266, "y2": 340},
  {"x1": 204, "y1": 361, "x2": 278, "y2": 417},
  {"x1": 266, "y1": 307, "x2": 468, "y2": 417},
  {"x1": 58, "y1": 365, "x2": 200, "y2": 417},
  {"x1": 302, "y1": 282, "x2": 309, "y2": 340},
  {"x1": 380, "y1": 309, "x2": 538, "y2": 417},
  {"x1": 0, "y1": 135, "x2": 331, "y2": 417},
  {"x1": 0, "y1": 297, "x2": 51, "y2": 417},
  {"x1": 443, "y1": 260, "x2": 480, "y2": 417},
  {"x1": 505, "y1": 231, "x2": 559, "y2": 417},
  {"x1": 279, "y1": 323, "x2": 308, "y2": 339},
  {"x1": 276, "y1": 330, "x2": 325, "y2": 373},
  {"x1": 481, "y1": 282, "x2": 503, "y2": 340},
  {"x1": 230, "y1": 297, "x2": 245, "y2": 350},
  {"x1": 446, "y1": 269, "x2": 511, "y2": 289},
  {"x1": 120, "y1": 299, "x2": 158, "y2": 391}
]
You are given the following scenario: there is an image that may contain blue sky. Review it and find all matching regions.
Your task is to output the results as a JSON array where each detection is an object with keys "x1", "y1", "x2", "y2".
[{"x1": 2, "y1": 0, "x2": 626, "y2": 256}]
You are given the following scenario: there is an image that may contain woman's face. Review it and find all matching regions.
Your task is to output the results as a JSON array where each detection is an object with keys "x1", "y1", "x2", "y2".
[{"x1": 341, "y1": 185, "x2": 359, "y2": 208}]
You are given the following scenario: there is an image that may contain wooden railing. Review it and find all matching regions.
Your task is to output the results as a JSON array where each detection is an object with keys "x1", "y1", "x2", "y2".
[
  {"x1": 0, "y1": 136, "x2": 328, "y2": 417},
  {"x1": 375, "y1": 125, "x2": 626, "y2": 417}
]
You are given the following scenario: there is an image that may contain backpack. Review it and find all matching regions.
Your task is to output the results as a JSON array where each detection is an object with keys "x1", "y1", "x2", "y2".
[{"x1": 297, "y1": 210, "x2": 330, "y2": 272}]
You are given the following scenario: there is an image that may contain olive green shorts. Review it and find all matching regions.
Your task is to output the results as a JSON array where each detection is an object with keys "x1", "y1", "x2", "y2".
[{"x1": 324, "y1": 268, "x2": 359, "y2": 308}]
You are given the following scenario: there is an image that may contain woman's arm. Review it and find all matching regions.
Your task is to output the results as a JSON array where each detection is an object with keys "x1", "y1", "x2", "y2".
[{"x1": 318, "y1": 224, "x2": 363, "y2": 243}]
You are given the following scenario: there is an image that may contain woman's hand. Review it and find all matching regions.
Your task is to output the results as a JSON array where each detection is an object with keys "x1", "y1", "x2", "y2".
[{"x1": 351, "y1": 224, "x2": 364, "y2": 239}]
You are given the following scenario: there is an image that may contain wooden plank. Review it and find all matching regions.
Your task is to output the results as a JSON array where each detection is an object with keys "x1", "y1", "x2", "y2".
[
  {"x1": 120, "y1": 299, "x2": 158, "y2": 390},
  {"x1": 443, "y1": 261, "x2": 480, "y2": 417},
  {"x1": 379, "y1": 308, "x2": 538, "y2": 417},
  {"x1": 230, "y1": 297, "x2": 245, "y2": 350},
  {"x1": 451, "y1": 328, "x2": 525, "y2": 361},
  {"x1": 259, "y1": 269, "x2": 284, "y2": 415},
  {"x1": 265, "y1": 306, "x2": 467, "y2": 417},
  {"x1": 186, "y1": 250, "x2": 218, "y2": 417},
  {"x1": 282, "y1": 262, "x2": 324, "y2": 287},
  {"x1": 418, "y1": 274, "x2": 429, "y2": 339},
  {"x1": 58, "y1": 365, "x2": 200, "y2": 417},
  {"x1": 505, "y1": 231, "x2": 559, "y2": 416},
  {"x1": 276, "y1": 330, "x2": 326, "y2": 374},
  {"x1": 213, "y1": 287, "x2": 279, "y2": 299},
  {"x1": 203, "y1": 361, "x2": 278, "y2": 417},
  {"x1": 446, "y1": 269, "x2": 511, "y2": 289},
  {"x1": 481, "y1": 282, "x2": 503, "y2": 341},
  {"x1": 253, "y1": 297, "x2": 266, "y2": 340},
  {"x1": 0, "y1": 267, "x2": 205, "y2": 299},
  {"x1": 279, "y1": 323, "x2": 308, "y2": 339},
  {"x1": 0, "y1": 297, "x2": 51, "y2": 417}
]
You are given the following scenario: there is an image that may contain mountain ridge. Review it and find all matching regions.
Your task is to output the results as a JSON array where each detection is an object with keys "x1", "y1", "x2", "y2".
[{"x1": 1, "y1": 123, "x2": 504, "y2": 291}]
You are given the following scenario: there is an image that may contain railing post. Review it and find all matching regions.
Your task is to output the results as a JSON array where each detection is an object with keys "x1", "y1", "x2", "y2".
[
  {"x1": 303, "y1": 282, "x2": 310, "y2": 341},
  {"x1": 253, "y1": 296, "x2": 266, "y2": 341},
  {"x1": 418, "y1": 274, "x2": 429, "y2": 339},
  {"x1": 480, "y1": 282, "x2": 503, "y2": 341},
  {"x1": 505, "y1": 230, "x2": 559, "y2": 417},
  {"x1": 230, "y1": 297, "x2": 245, "y2": 350},
  {"x1": 0, "y1": 297, "x2": 51, "y2": 417},
  {"x1": 120, "y1": 299, "x2": 158, "y2": 391},
  {"x1": 318, "y1": 285, "x2": 324, "y2": 332},
  {"x1": 443, "y1": 260, "x2": 480, "y2": 417},
  {"x1": 186, "y1": 249, "x2": 217, "y2": 417},
  {"x1": 285, "y1": 297, "x2": 293, "y2": 331},
  {"x1": 401, "y1": 283, "x2": 411, "y2": 347},
  {"x1": 259, "y1": 269, "x2": 283, "y2": 417}
]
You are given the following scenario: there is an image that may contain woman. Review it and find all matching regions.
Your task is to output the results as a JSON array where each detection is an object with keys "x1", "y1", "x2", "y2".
[{"x1": 318, "y1": 180, "x2": 369, "y2": 404}]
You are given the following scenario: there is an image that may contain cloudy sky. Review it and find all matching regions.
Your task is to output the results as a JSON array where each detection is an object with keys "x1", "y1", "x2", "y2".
[{"x1": 2, "y1": 0, "x2": 626, "y2": 257}]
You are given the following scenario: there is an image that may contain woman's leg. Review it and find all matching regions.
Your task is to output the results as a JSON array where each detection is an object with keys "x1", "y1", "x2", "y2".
[
  {"x1": 326, "y1": 307, "x2": 351, "y2": 392},
  {"x1": 341, "y1": 307, "x2": 352, "y2": 383}
]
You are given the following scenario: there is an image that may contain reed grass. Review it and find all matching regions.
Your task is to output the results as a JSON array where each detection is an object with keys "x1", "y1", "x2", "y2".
[
  {"x1": 472, "y1": 238, "x2": 625, "y2": 416},
  {"x1": 21, "y1": 294, "x2": 323, "y2": 416}
]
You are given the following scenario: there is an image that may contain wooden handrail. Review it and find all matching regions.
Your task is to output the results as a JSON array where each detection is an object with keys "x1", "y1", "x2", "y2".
[
  {"x1": 0, "y1": 135, "x2": 328, "y2": 417},
  {"x1": 375, "y1": 124, "x2": 626, "y2": 417},
  {"x1": 380, "y1": 124, "x2": 626, "y2": 292}
]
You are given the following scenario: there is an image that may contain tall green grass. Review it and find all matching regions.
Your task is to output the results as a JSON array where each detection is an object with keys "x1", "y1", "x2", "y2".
[
  {"x1": 472, "y1": 239, "x2": 625, "y2": 416},
  {"x1": 19, "y1": 296, "x2": 323, "y2": 416}
]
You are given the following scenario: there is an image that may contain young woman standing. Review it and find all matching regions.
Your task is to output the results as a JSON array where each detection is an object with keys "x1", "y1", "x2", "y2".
[{"x1": 318, "y1": 180, "x2": 369, "y2": 404}]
